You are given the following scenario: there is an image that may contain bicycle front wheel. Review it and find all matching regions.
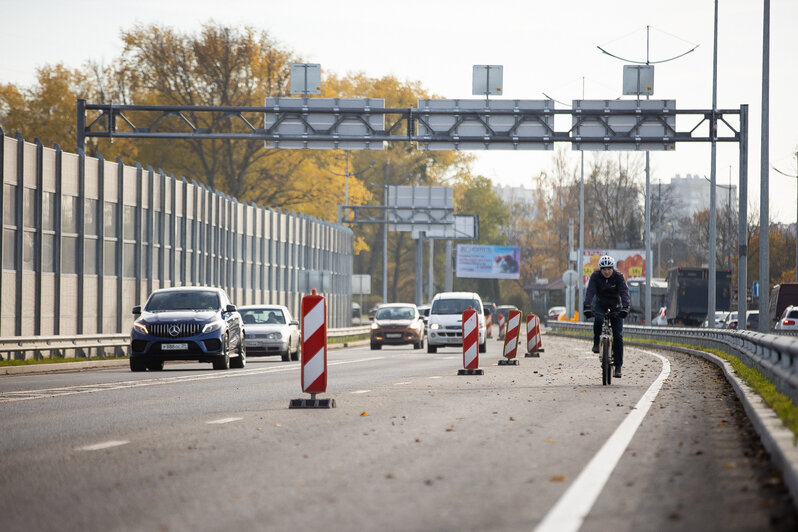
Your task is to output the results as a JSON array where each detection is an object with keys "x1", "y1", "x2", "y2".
[{"x1": 600, "y1": 337, "x2": 612, "y2": 385}]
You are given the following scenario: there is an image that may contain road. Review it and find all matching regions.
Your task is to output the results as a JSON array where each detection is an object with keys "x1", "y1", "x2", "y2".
[{"x1": 1, "y1": 334, "x2": 796, "y2": 531}]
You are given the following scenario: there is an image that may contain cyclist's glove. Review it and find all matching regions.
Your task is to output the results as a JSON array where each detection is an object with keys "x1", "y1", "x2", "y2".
[
  {"x1": 618, "y1": 307, "x2": 629, "y2": 319},
  {"x1": 583, "y1": 308, "x2": 594, "y2": 319}
]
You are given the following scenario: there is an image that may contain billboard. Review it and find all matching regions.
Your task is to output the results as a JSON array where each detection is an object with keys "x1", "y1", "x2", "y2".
[
  {"x1": 457, "y1": 245, "x2": 521, "y2": 280},
  {"x1": 582, "y1": 249, "x2": 646, "y2": 285}
]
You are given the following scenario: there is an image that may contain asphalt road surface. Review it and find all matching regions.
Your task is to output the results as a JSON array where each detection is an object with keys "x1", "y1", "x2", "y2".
[{"x1": 1, "y1": 334, "x2": 796, "y2": 531}]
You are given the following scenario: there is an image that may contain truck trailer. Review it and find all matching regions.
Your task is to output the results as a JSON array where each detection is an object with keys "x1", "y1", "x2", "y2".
[{"x1": 665, "y1": 268, "x2": 731, "y2": 326}]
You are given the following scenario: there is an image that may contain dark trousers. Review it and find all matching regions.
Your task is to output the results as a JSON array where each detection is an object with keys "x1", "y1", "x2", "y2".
[{"x1": 592, "y1": 306, "x2": 624, "y2": 367}]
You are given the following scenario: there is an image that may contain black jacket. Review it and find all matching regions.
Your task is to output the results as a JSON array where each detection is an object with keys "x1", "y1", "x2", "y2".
[{"x1": 583, "y1": 269, "x2": 630, "y2": 311}]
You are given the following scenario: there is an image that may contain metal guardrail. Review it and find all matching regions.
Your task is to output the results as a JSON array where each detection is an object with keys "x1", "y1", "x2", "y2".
[
  {"x1": 0, "y1": 334, "x2": 130, "y2": 360},
  {"x1": 0, "y1": 327, "x2": 373, "y2": 362},
  {"x1": 548, "y1": 321, "x2": 798, "y2": 404}
]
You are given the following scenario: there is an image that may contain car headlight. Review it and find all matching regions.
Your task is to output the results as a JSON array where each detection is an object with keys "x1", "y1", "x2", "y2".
[
  {"x1": 266, "y1": 331, "x2": 282, "y2": 340},
  {"x1": 371, "y1": 322, "x2": 379, "y2": 330},
  {"x1": 430, "y1": 323, "x2": 440, "y2": 330},
  {"x1": 132, "y1": 321, "x2": 149, "y2": 335},
  {"x1": 202, "y1": 320, "x2": 224, "y2": 334}
]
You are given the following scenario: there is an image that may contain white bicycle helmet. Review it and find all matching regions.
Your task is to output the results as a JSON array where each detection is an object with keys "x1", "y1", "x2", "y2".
[{"x1": 598, "y1": 255, "x2": 616, "y2": 269}]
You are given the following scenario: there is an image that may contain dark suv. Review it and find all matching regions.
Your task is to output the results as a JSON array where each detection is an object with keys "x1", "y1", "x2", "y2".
[{"x1": 130, "y1": 287, "x2": 245, "y2": 371}]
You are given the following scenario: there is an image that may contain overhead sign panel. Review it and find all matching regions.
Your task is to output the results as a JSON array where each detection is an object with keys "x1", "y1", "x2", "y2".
[
  {"x1": 571, "y1": 99, "x2": 676, "y2": 151},
  {"x1": 416, "y1": 214, "x2": 479, "y2": 240},
  {"x1": 388, "y1": 186, "x2": 453, "y2": 233},
  {"x1": 416, "y1": 99, "x2": 555, "y2": 151},
  {"x1": 264, "y1": 97, "x2": 385, "y2": 150}
]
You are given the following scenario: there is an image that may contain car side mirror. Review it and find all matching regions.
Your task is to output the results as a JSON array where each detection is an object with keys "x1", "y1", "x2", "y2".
[
  {"x1": 132, "y1": 305, "x2": 141, "y2": 316},
  {"x1": 226, "y1": 304, "x2": 237, "y2": 313},
  {"x1": 290, "y1": 320, "x2": 299, "y2": 327}
]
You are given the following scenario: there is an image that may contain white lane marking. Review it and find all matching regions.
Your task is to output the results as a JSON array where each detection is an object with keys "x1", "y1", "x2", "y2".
[
  {"x1": 534, "y1": 349, "x2": 671, "y2": 532},
  {"x1": 428, "y1": 376, "x2": 443, "y2": 379},
  {"x1": 0, "y1": 356, "x2": 386, "y2": 404},
  {"x1": 442, "y1": 356, "x2": 459, "y2": 360},
  {"x1": 206, "y1": 417, "x2": 243, "y2": 424},
  {"x1": 394, "y1": 381, "x2": 412, "y2": 385},
  {"x1": 75, "y1": 440, "x2": 129, "y2": 452},
  {"x1": 351, "y1": 390, "x2": 371, "y2": 394}
]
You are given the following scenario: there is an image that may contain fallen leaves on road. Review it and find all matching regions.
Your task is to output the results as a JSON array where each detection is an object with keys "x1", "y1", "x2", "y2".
[
  {"x1": 445, "y1": 425, "x2": 455, "y2": 432},
  {"x1": 360, "y1": 412, "x2": 368, "y2": 417},
  {"x1": 550, "y1": 475, "x2": 567, "y2": 482}
]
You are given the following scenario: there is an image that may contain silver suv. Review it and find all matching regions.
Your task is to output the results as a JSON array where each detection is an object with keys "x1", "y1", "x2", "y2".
[{"x1": 426, "y1": 291, "x2": 486, "y2": 354}]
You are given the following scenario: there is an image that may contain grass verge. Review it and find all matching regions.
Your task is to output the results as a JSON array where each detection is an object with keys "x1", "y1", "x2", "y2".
[{"x1": 0, "y1": 355, "x2": 114, "y2": 367}]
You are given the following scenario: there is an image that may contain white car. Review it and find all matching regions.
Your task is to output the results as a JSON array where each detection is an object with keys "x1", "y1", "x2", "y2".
[
  {"x1": 775, "y1": 306, "x2": 798, "y2": 331},
  {"x1": 426, "y1": 292, "x2": 486, "y2": 354},
  {"x1": 238, "y1": 305, "x2": 300, "y2": 361}
]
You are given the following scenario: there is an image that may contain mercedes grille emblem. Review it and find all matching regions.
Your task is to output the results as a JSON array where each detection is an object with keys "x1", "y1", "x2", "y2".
[{"x1": 168, "y1": 324, "x2": 181, "y2": 337}]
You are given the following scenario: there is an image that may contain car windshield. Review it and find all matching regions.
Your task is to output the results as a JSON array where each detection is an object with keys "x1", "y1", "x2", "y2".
[
  {"x1": 376, "y1": 307, "x2": 415, "y2": 320},
  {"x1": 787, "y1": 310, "x2": 798, "y2": 319},
  {"x1": 431, "y1": 298, "x2": 480, "y2": 315},
  {"x1": 146, "y1": 290, "x2": 220, "y2": 311},
  {"x1": 240, "y1": 309, "x2": 286, "y2": 325}
]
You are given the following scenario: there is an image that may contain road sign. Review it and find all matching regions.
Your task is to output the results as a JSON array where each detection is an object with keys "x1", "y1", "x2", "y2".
[
  {"x1": 472, "y1": 65, "x2": 503, "y2": 96},
  {"x1": 290, "y1": 63, "x2": 321, "y2": 95},
  {"x1": 753, "y1": 280, "x2": 760, "y2": 298},
  {"x1": 562, "y1": 269, "x2": 578, "y2": 287},
  {"x1": 623, "y1": 65, "x2": 654, "y2": 96}
]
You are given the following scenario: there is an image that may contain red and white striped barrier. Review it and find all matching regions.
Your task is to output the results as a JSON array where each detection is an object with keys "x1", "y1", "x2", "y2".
[
  {"x1": 290, "y1": 289, "x2": 335, "y2": 408},
  {"x1": 498, "y1": 309, "x2": 521, "y2": 366},
  {"x1": 458, "y1": 307, "x2": 484, "y2": 375},
  {"x1": 497, "y1": 313, "x2": 506, "y2": 341},
  {"x1": 486, "y1": 312, "x2": 493, "y2": 338},
  {"x1": 525, "y1": 313, "x2": 544, "y2": 357}
]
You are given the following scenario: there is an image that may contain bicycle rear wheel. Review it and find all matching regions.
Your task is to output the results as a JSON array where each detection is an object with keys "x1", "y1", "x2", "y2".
[{"x1": 600, "y1": 337, "x2": 612, "y2": 385}]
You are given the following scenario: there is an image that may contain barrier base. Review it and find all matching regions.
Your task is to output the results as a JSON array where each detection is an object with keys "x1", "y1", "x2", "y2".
[
  {"x1": 289, "y1": 397, "x2": 336, "y2": 409},
  {"x1": 457, "y1": 368, "x2": 484, "y2": 376},
  {"x1": 498, "y1": 359, "x2": 519, "y2": 366},
  {"x1": 525, "y1": 352, "x2": 541, "y2": 358}
]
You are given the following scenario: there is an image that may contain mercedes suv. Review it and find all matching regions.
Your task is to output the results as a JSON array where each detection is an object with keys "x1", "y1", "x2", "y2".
[{"x1": 129, "y1": 286, "x2": 245, "y2": 371}]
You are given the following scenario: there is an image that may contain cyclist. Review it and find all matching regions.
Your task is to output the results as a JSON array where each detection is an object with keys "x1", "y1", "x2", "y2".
[{"x1": 583, "y1": 255, "x2": 630, "y2": 378}]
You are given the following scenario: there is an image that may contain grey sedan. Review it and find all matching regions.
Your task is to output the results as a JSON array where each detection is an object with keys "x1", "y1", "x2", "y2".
[{"x1": 239, "y1": 305, "x2": 300, "y2": 361}]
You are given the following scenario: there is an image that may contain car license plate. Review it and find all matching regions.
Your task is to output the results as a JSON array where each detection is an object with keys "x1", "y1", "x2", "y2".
[
  {"x1": 386, "y1": 333, "x2": 402, "y2": 339},
  {"x1": 161, "y1": 343, "x2": 188, "y2": 351}
]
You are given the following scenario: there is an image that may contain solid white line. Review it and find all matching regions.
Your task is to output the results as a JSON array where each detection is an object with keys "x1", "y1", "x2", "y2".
[
  {"x1": 394, "y1": 381, "x2": 412, "y2": 385},
  {"x1": 534, "y1": 350, "x2": 671, "y2": 532},
  {"x1": 428, "y1": 376, "x2": 443, "y2": 379},
  {"x1": 351, "y1": 389, "x2": 371, "y2": 394},
  {"x1": 75, "y1": 440, "x2": 129, "y2": 452},
  {"x1": 206, "y1": 417, "x2": 243, "y2": 424}
]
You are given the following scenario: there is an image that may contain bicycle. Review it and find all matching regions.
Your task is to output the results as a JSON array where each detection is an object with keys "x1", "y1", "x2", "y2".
[{"x1": 598, "y1": 309, "x2": 622, "y2": 386}]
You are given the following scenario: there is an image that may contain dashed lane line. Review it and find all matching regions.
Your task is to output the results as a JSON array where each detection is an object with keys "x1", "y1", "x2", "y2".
[
  {"x1": 206, "y1": 417, "x2": 243, "y2": 424},
  {"x1": 75, "y1": 440, "x2": 129, "y2": 452}
]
